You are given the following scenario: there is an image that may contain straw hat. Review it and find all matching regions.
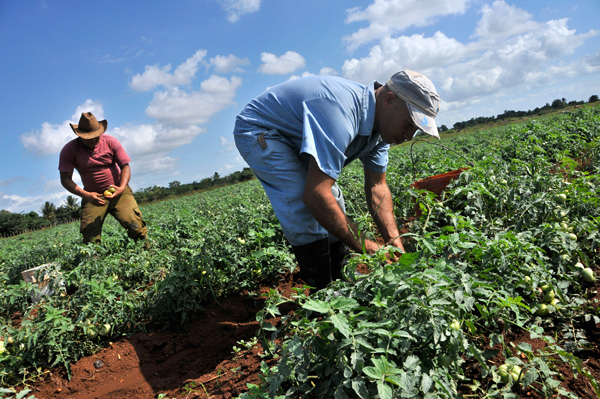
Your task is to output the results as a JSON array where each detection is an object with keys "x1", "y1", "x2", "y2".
[{"x1": 70, "y1": 112, "x2": 107, "y2": 139}]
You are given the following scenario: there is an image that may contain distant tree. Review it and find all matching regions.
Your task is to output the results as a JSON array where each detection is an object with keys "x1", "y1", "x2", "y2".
[
  {"x1": 440, "y1": 125, "x2": 448, "y2": 132},
  {"x1": 551, "y1": 99, "x2": 566, "y2": 109},
  {"x1": 64, "y1": 195, "x2": 80, "y2": 219},
  {"x1": 589, "y1": 95, "x2": 599, "y2": 103},
  {"x1": 40, "y1": 201, "x2": 57, "y2": 223}
]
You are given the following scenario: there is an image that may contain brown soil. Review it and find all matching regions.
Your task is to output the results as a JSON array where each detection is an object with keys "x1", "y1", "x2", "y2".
[{"x1": 23, "y1": 267, "x2": 600, "y2": 399}]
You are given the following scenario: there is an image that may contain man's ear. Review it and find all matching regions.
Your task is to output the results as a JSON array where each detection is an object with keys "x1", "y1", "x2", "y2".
[{"x1": 384, "y1": 91, "x2": 397, "y2": 107}]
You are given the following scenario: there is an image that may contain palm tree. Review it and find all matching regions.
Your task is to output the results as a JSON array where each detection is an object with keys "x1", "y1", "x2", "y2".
[
  {"x1": 64, "y1": 195, "x2": 81, "y2": 219},
  {"x1": 40, "y1": 201, "x2": 57, "y2": 223}
]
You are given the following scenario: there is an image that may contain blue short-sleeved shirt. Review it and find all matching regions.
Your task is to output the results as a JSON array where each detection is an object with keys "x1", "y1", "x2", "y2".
[{"x1": 235, "y1": 76, "x2": 389, "y2": 179}]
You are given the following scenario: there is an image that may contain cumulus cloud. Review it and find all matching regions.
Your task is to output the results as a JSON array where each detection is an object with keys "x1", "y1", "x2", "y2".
[
  {"x1": 342, "y1": 32, "x2": 466, "y2": 84},
  {"x1": 344, "y1": 0, "x2": 470, "y2": 50},
  {"x1": 473, "y1": 0, "x2": 538, "y2": 42},
  {"x1": 208, "y1": 54, "x2": 250, "y2": 73},
  {"x1": 258, "y1": 51, "x2": 306, "y2": 74},
  {"x1": 145, "y1": 75, "x2": 242, "y2": 126},
  {"x1": 342, "y1": 0, "x2": 599, "y2": 109},
  {"x1": 21, "y1": 100, "x2": 106, "y2": 156},
  {"x1": 129, "y1": 50, "x2": 207, "y2": 91},
  {"x1": 219, "y1": 0, "x2": 261, "y2": 23}
]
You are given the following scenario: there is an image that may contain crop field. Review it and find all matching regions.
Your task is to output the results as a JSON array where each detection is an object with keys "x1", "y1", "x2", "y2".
[{"x1": 1, "y1": 105, "x2": 599, "y2": 398}]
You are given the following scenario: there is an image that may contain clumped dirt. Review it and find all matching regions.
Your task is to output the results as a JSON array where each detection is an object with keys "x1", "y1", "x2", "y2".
[{"x1": 23, "y1": 266, "x2": 600, "y2": 399}]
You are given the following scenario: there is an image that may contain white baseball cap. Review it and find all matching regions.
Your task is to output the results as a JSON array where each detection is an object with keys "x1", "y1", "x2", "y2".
[{"x1": 386, "y1": 69, "x2": 440, "y2": 139}]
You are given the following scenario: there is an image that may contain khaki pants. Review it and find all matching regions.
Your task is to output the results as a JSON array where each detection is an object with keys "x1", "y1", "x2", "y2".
[{"x1": 80, "y1": 185, "x2": 147, "y2": 244}]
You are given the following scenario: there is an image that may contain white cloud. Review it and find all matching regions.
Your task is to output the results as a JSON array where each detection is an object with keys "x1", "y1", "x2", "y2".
[
  {"x1": 258, "y1": 51, "x2": 306, "y2": 74},
  {"x1": 145, "y1": 75, "x2": 242, "y2": 126},
  {"x1": 208, "y1": 54, "x2": 250, "y2": 73},
  {"x1": 21, "y1": 100, "x2": 105, "y2": 156},
  {"x1": 342, "y1": 0, "x2": 599, "y2": 110},
  {"x1": 129, "y1": 50, "x2": 207, "y2": 91},
  {"x1": 219, "y1": 0, "x2": 261, "y2": 23},
  {"x1": 344, "y1": 0, "x2": 470, "y2": 50},
  {"x1": 342, "y1": 32, "x2": 466, "y2": 84},
  {"x1": 1, "y1": 191, "x2": 66, "y2": 214},
  {"x1": 319, "y1": 67, "x2": 338, "y2": 76},
  {"x1": 473, "y1": 0, "x2": 538, "y2": 42}
]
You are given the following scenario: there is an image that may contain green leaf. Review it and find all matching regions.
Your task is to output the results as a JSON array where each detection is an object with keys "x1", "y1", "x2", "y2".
[
  {"x1": 351, "y1": 378, "x2": 369, "y2": 399},
  {"x1": 330, "y1": 296, "x2": 359, "y2": 311},
  {"x1": 302, "y1": 299, "x2": 330, "y2": 313},
  {"x1": 330, "y1": 313, "x2": 351, "y2": 339},
  {"x1": 363, "y1": 366, "x2": 382, "y2": 380},
  {"x1": 377, "y1": 380, "x2": 393, "y2": 399}
]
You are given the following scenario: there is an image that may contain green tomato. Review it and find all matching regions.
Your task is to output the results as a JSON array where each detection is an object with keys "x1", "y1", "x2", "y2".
[
  {"x1": 540, "y1": 284, "x2": 551, "y2": 293},
  {"x1": 543, "y1": 290, "x2": 555, "y2": 302},
  {"x1": 550, "y1": 298, "x2": 560, "y2": 308},
  {"x1": 439, "y1": 354, "x2": 453, "y2": 367},
  {"x1": 581, "y1": 268, "x2": 596, "y2": 283},
  {"x1": 510, "y1": 365, "x2": 522, "y2": 382},
  {"x1": 449, "y1": 319, "x2": 461, "y2": 331},
  {"x1": 99, "y1": 323, "x2": 112, "y2": 337},
  {"x1": 574, "y1": 262, "x2": 584, "y2": 269},
  {"x1": 499, "y1": 364, "x2": 510, "y2": 383},
  {"x1": 86, "y1": 328, "x2": 98, "y2": 340},
  {"x1": 535, "y1": 303, "x2": 549, "y2": 317},
  {"x1": 567, "y1": 233, "x2": 577, "y2": 242},
  {"x1": 553, "y1": 193, "x2": 567, "y2": 204}
]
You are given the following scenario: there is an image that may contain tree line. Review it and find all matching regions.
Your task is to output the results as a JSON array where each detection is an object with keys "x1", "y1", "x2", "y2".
[
  {"x1": 448, "y1": 95, "x2": 599, "y2": 132},
  {"x1": 0, "y1": 167, "x2": 255, "y2": 238}
]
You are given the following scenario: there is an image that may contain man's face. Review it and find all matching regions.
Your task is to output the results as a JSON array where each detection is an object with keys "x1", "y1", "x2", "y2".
[
  {"x1": 80, "y1": 136, "x2": 100, "y2": 149},
  {"x1": 378, "y1": 97, "x2": 419, "y2": 145}
]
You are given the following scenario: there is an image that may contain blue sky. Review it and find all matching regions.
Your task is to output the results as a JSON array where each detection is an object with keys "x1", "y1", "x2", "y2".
[{"x1": 1, "y1": 0, "x2": 599, "y2": 214}]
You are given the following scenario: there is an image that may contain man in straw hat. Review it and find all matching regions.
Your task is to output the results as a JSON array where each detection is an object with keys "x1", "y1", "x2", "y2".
[
  {"x1": 233, "y1": 69, "x2": 440, "y2": 292},
  {"x1": 59, "y1": 112, "x2": 147, "y2": 244}
]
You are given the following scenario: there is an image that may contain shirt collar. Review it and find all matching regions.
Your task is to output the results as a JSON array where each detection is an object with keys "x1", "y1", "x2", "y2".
[{"x1": 358, "y1": 81, "x2": 377, "y2": 136}]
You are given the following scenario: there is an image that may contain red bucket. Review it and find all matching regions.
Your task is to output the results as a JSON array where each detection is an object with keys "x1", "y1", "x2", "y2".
[{"x1": 410, "y1": 168, "x2": 469, "y2": 215}]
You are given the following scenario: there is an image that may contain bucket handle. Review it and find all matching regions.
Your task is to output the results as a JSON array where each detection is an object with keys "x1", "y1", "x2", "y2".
[{"x1": 409, "y1": 139, "x2": 475, "y2": 179}]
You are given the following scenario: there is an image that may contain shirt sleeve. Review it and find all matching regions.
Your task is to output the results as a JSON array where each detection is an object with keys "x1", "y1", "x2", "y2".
[
  {"x1": 109, "y1": 137, "x2": 132, "y2": 168},
  {"x1": 300, "y1": 97, "x2": 356, "y2": 180},
  {"x1": 58, "y1": 141, "x2": 75, "y2": 173},
  {"x1": 360, "y1": 141, "x2": 389, "y2": 173}
]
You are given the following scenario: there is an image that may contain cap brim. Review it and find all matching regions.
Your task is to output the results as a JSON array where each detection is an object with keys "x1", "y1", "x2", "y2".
[{"x1": 406, "y1": 102, "x2": 439, "y2": 139}]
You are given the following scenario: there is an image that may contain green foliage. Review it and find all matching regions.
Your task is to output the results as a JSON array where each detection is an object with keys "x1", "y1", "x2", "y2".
[
  {"x1": 241, "y1": 107, "x2": 600, "y2": 398},
  {"x1": 0, "y1": 182, "x2": 294, "y2": 387},
  {"x1": 0, "y1": 108, "x2": 599, "y2": 397}
]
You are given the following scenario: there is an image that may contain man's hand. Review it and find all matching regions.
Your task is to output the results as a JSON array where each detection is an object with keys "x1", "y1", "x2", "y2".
[
  {"x1": 103, "y1": 185, "x2": 123, "y2": 199},
  {"x1": 86, "y1": 191, "x2": 106, "y2": 206}
]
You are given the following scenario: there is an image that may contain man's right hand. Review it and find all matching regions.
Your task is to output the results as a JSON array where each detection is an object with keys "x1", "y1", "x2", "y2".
[{"x1": 86, "y1": 192, "x2": 106, "y2": 206}]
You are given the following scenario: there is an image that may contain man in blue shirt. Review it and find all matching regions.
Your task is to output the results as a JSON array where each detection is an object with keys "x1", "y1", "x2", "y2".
[{"x1": 234, "y1": 69, "x2": 440, "y2": 292}]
